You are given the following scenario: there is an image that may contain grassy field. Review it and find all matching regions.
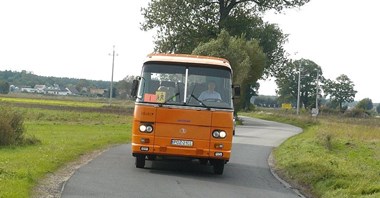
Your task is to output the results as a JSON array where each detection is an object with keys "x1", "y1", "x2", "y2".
[
  {"x1": 0, "y1": 95, "x2": 133, "y2": 197},
  {"x1": 2, "y1": 94, "x2": 379, "y2": 197},
  {"x1": 0, "y1": 94, "x2": 134, "y2": 108},
  {"x1": 241, "y1": 110, "x2": 380, "y2": 198}
]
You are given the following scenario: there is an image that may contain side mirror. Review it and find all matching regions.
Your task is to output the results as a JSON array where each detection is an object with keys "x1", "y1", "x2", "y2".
[
  {"x1": 131, "y1": 79, "x2": 139, "y2": 97},
  {"x1": 233, "y1": 85, "x2": 240, "y2": 98}
]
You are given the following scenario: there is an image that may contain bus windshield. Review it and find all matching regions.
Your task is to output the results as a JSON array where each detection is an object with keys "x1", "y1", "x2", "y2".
[{"x1": 136, "y1": 63, "x2": 233, "y2": 109}]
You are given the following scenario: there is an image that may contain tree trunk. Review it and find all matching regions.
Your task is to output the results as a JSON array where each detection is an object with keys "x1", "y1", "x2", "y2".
[{"x1": 218, "y1": 0, "x2": 239, "y2": 30}]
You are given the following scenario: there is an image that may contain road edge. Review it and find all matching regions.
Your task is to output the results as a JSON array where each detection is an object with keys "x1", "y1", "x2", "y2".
[
  {"x1": 32, "y1": 147, "x2": 110, "y2": 198},
  {"x1": 267, "y1": 152, "x2": 307, "y2": 198}
]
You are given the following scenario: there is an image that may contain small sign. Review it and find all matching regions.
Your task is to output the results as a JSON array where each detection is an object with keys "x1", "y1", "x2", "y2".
[
  {"x1": 282, "y1": 103, "x2": 292, "y2": 110},
  {"x1": 311, "y1": 108, "x2": 319, "y2": 116},
  {"x1": 155, "y1": 91, "x2": 166, "y2": 103},
  {"x1": 144, "y1": 94, "x2": 157, "y2": 102}
]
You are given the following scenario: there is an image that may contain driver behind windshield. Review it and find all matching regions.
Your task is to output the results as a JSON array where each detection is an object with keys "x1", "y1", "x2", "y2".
[{"x1": 198, "y1": 81, "x2": 222, "y2": 101}]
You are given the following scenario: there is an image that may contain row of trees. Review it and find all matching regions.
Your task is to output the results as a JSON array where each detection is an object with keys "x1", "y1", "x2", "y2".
[
  {"x1": 0, "y1": 70, "x2": 110, "y2": 91},
  {"x1": 0, "y1": 70, "x2": 136, "y2": 99},
  {"x1": 254, "y1": 94, "x2": 380, "y2": 115},
  {"x1": 276, "y1": 59, "x2": 357, "y2": 111}
]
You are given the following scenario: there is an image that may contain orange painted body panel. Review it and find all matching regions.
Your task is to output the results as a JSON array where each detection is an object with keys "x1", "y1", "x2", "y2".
[
  {"x1": 212, "y1": 111, "x2": 233, "y2": 128},
  {"x1": 155, "y1": 123, "x2": 210, "y2": 140},
  {"x1": 132, "y1": 104, "x2": 233, "y2": 160},
  {"x1": 133, "y1": 105, "x2": 156, "y2": 122},
  {"x1": 156, "y1": 108, "x2": 212, "y2": 127}
]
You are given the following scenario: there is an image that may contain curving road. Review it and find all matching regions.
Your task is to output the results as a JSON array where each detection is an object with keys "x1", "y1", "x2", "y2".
[{"x1": 62, "y1": 116, "x2": 303, "y2": 198}]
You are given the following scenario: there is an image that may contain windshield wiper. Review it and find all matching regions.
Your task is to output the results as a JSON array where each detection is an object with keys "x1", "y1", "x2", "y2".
[
  {"x1": 163, "y1": 92, "x2": 180, "y2": 104},
  {"x1": 188, "y1": 94, "x2": 209, "y2": 108},
  {"x1": 185, "y1": 84, "x2": 209, "y2": 108}
]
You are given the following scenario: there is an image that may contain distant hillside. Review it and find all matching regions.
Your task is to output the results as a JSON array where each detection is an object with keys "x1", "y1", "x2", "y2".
[{"x1": 0, "y1": 70, "x2": 109, "y2": 89}]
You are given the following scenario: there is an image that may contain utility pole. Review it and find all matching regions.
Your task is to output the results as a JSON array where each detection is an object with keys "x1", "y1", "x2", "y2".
[
  {"x1": 315, "y1": 69, "x2": 319, "y2": 115},
  {"x1": 109, "y1": 45, "x2": 118, "y2": 105},
  {"x1": 297, "y1": 61, "x2": 301, "y2": 115}
]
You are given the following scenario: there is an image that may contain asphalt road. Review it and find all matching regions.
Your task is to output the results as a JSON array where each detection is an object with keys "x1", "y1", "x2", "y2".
[{"x1": 62, "y1": 116, "x2": 303, "y2": 198}]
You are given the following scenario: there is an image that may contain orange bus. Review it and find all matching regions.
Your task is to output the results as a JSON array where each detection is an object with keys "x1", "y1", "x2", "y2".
[{"x1": 130, "y1": 54, "x2": 239, "y2": 174}]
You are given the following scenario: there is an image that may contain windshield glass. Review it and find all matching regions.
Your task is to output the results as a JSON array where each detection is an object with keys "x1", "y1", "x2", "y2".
[{"x1": 136, "y1": 63, "x2": 233, "y2": 109}]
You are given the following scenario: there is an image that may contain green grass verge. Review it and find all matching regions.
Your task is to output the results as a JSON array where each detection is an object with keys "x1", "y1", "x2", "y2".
[
  {"x1": 0, "y1": 95, "x2": 134, "y2": 108},
  {"x1": 0, "y1": 99, "x2": 132, "y2": 198},
  {"x1": 240, "y1": 111, "x2": 380, "y2": 198}
]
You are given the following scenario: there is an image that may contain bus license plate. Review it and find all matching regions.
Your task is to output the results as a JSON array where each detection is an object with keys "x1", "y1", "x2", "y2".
[{"x1": 171, "y1": 139, "x2": 193, "y2": 147}]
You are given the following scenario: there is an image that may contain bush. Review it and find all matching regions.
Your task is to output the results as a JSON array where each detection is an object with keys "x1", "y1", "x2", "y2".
[
  {"x1": 356, "y1": 98, "x2": 373, "y2": 110},
  {"x1": 319, "y1": 106, "x2": 341, "y2": 115},
  {"x1": 343, "y1": 108, "x2": 369, "y2": 118},
  {"x1": 0, "y1": 105, "x2": 27, "y2": 146}
]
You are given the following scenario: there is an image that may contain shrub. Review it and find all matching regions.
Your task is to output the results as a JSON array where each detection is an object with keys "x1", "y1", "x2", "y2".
[
  {"x1": 356, "y1": 98, "x2": 373, "y2": 110},
  {"x1": 319, "y1": 106, "x2": 341, "y2": 115},
  {"x1": 343, "y1": 108, "x2": 369, "y2": 118},
  {"x1": 0, "y1": 105, "x2": 27, "y2": 146}
]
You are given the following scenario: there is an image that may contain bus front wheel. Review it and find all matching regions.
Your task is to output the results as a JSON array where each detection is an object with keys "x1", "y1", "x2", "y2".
[
  {"x1": 135, "y1": 155, "x2": 146, "y2": 168},
  {"x1": 212, "y1": 160, "x2": 225, "y2": 175}
]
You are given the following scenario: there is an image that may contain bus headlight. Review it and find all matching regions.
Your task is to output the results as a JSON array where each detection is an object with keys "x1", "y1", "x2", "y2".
[
  {"x1": 212, "y1": 130, "x2": 226, "y2": 139},
  {"x1": 139, "y1": 124, "x2": 153, "y2": 133},
  {"x1": 146, "y1": 125, "x2": 153, "y2": 132},
  {"x1": 219, "y1": 131, "x2": 227, "y2": 138},
  {"x1": 212, "y1": 131, "x2": 220, "y2": 138},
  {"x1": 139, "y1": 125, "x2": 147, "y2": 132}
]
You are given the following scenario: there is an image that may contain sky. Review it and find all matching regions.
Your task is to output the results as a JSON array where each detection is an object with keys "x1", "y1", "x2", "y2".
[{"x1": 0, "y1": 0, "x2": 379, "y2": 102}]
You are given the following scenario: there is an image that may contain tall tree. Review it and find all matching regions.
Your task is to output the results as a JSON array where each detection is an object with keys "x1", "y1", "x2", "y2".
[
  {"x1": 192, "y1": 30, "x2": 266, "y2": 110},
  {"x1": 115, "y1": 75, "x2": 136, "y2": 99},
  {"x1": 141, "y1": 0, "x2": 309, "y2": 77},
  {"x1": 0, "y1": 80, "x2": 10, "y2": 94},
  {"x1": 323, "y1": 74, "x2": 357, "y2": 111},
  {"x1": 356, "y1": 98, "x2": 373, "y2": 111},
  {"x1": 275, "y1": 59, "x2": 323, "y2": 109},
  {"x1": 75, "y1": 79, "x2": 90, "y2": 94}
]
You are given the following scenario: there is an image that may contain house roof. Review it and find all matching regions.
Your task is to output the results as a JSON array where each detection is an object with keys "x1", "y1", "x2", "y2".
[{"x1": 67, "y1": 87, "x2": 79, "y2": 94}]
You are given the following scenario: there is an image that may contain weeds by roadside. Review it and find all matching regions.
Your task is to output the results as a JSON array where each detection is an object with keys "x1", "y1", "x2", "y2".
[
  {"x1": 0, "y1": 104, "x2": 40, "y2": 146},
  {"x1": 242, "y1": 110, "x2": 380, "y2": 198},
  {"x1": 0, "y1": 97, "x2": 132, "y2": 197}
]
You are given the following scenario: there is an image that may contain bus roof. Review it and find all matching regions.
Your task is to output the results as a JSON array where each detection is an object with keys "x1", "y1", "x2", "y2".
[{"x1": 145, "y1": 53, "x2": 231, "y2": 69}]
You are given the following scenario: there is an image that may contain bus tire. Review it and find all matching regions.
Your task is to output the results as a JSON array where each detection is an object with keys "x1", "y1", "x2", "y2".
[
  {"x1": 135, "y1": 155, "x2": 146, "y2": 168},
  {"x1": 213, "y1": 160, "x2": 225, "y2": 175}
]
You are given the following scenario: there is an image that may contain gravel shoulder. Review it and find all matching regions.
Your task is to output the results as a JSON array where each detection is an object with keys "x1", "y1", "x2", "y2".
[{"x1": 32, "y1": 148, "x2": 109, "y2": 198}]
